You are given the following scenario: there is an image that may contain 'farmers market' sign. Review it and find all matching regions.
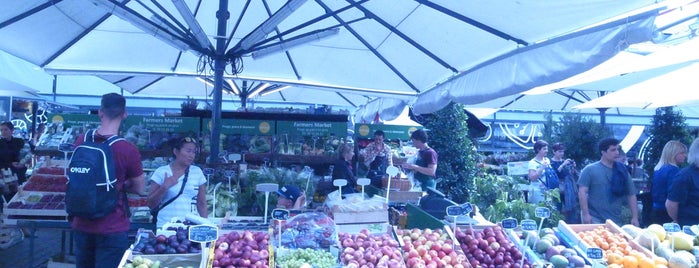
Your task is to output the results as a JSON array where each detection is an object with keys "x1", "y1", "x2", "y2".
[
  {"x1": 48, "y1": 114, "x2": 100, "y2": 128},
  {"x1": 204, "y1": 119, "x2": 273, "y2": 135},
  {"x1": 355, "y1": 124, "x2": 421, "y2": 140},
  {"x1": 123, "y1": 116, "x2": 199, "y2": 132},
  {"x1": 277, "y1": 121, "x2": 346, "y2": 137}
]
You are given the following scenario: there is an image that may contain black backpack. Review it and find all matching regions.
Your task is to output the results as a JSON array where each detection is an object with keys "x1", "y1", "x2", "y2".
[{"x1": 65, "y1": 130, "x2": 124, "y2": 219}]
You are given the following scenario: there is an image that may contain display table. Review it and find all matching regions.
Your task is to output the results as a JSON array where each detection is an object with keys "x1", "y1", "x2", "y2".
[{"x1": 16, "y1": 220, "x2": 155, "y2": 268}]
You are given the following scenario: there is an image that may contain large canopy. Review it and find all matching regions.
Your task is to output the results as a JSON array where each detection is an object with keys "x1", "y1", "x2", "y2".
[
  {"x1": 0, "y1": 0, "x2": 663, "y2": 158},
  {"x1": 0, "y1": 1, "x2": 659, "y2": 101}
]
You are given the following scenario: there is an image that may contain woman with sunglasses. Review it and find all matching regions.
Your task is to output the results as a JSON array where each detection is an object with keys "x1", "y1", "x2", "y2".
[{"x1": 147, "y1": 137, "x2": 208, "y2": 228}]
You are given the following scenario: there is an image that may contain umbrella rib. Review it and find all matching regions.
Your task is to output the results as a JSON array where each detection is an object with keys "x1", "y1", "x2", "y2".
[
  {"x1": 131, "y1": 76, "x2": 165, "y2": 94},
  {"x1": 335, "y1": 92, "x2": 357, "y2": 107},
  {"x1": 261, "y1": 0, "x2": 302, "y2": 80},
  {"x1": 346, "y1": 0, "x2": 457, "y2": 73},
  {"x1": 0, "y1": 0, "x2": 63, "y2": 30},
  {"x1": 228, "y1": 0, "x2": 368, "y2": 55},
  {"x1": 413, "y1": 0, "x2": 528, "y2": 46},
  {"x1": 42, "y1": 13, "x2": 113, "y2": 67},
  {"x1": 315, "y1": 0, "x2": 421, "y2": 93},
  {"x1": 225, "y1": 0, "x2": 254, "y2": 50},
  {"x1": 143, "y1": 0, "x2": 191, "y2": 36}
]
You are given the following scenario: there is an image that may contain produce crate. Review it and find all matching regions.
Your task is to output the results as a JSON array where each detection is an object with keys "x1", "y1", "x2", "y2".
[
  {"x1": 382, "y1": 177, "x2": 412, "y2": 191},
  {"x1": 3, "y1": 191, "x2": 68, "y2": 225},
  {"x1": 557, "y1": 219, "x2": 656, "y2": 259},
  {"x1": 386, "y1": 190, "x2": 422, "y2": 204},
  {"x1": 333, "y1": 209, "x2": 388, "y2": 224},
  {"x1": 503, "y1": 229, "x2": 546, "y2": 267},
  {"x1": 335, "y1": 222, "x2": 391, "y2": 234},
  {"x1": 119, "y1": 248, "x2": 203, "y2": 268}
]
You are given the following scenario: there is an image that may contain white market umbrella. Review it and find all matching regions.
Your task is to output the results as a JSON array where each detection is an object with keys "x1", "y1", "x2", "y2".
[
  {"x1": 574, "y1": 61, "x2": 699, "y2": 110},
  {"x1": 0, "y1": 0, "x2": 662, "y2": 159}
]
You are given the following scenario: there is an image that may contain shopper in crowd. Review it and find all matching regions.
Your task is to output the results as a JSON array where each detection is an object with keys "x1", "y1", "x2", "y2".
[
  {"x1": 360, "y1": 130, "x2": 393, "y2": 188},
  {"x1": 276, "y1": 184, "x2": 307, "y2": 209},
  {"x1": 148, "y1": 136, "x2": 208, "y2": 228},
  {"x1": 550, "y1": 142, "x2": 580, "y2": 224},
  {"x1": 71, "y1": 93, "x2": 146, "y2": 268},
  {"x1": 0, "y1": 121, "x2": 25, "y2": 200},
  {"x1": 666, "y1": 138, "x2": 699, "y2": 226},
  {"x1": 332, "y1": 143, "x2": 358, "y2": 194},
  {"x1": 578, "y1": 138, "x2": 639, "y2": 226},
  {"x1": 527, "y1": 140, "x2": 559, "y2": 190},
  {"x1": 401, "y1": 129, "x2": 438, "y2": 191},
  {"x1": 651, "y1": 140, "x2": 687, "y2": 224}
]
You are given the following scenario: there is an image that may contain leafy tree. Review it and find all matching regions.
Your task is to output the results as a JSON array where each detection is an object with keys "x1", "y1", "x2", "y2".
[
  {"x1": 548, "y1": 113, "x2": 613, "y2": 164},
  {"x1": 418, "y1": 103, "x2": 478, "y2": 203},
  {"x1": 642, "y1": 107, "x2": 691, "y2": 178}
]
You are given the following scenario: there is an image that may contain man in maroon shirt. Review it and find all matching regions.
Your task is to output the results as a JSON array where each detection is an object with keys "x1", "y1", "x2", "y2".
[{"x1": 71, "y1": 93, "x2": 146, "y2": 268}]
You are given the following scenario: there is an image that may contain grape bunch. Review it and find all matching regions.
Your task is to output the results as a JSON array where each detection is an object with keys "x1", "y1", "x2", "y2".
[{"x1": 277, "y1": 248, "x2": 337, "y2": 268}]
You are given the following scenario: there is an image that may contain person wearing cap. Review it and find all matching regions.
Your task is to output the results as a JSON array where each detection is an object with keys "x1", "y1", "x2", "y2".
[{"x1": 277, "y1": 185, "x2": 306, "y2": 209}]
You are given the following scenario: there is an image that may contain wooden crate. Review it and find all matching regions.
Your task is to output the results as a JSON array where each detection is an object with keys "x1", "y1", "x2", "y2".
[
  {"x1": 3, "y1": 191, "x2": 68, "y2": 224},
  {"x1": 557, "y1": 219, "x2": 655, "y2": 259}
]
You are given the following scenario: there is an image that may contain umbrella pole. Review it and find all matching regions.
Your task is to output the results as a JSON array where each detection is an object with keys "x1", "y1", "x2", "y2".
[{"x1": 210, "y1": 0, "x2": 230, "y2": 164}]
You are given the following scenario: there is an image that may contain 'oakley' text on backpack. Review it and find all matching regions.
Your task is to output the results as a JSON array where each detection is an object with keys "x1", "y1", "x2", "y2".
[{"x1": 65, "y1": 130, "x2": 124, "y2": 219}]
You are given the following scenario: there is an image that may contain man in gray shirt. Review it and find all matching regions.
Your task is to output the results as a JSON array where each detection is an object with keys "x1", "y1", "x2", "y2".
[{"x1": 578, "y1": 138, "x2": 639, "y2": 226}]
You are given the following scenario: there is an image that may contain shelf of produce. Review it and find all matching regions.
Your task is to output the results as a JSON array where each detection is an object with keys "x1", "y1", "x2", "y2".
[
  {"x1": 3, "y1": 191, "x2": 68, "y2": 224},
  {"x1": 503, "y1": 229, "x2": 547, "y2": 267},
  {"x1": 557, "y1": 220, "x2": 657, "y2": 261}
]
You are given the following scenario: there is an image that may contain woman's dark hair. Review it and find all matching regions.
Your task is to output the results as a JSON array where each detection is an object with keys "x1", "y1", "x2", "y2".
[
  {"x1": 410, "y1": 129, "x2": 428, "y2": 143},
  {"x1": 0, "y1": 121, "x2": 14, "y2": 130},
  {"x1": 552, "y1": 142, "x2": 565, "y2": 152},
  {"x1": 172, "y1": 137, "x2": 197, "y2": 157},
  {"x1": 533, "y1": 140, "x2": 549, "y2": 153}
]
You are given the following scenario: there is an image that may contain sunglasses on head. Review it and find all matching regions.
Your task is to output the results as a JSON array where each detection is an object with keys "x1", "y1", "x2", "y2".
[{"x1": 179, "y1": 137, "x2": 196, "y2": 144}]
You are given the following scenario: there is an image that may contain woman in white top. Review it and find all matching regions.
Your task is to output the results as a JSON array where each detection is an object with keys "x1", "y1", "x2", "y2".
[{"x1": 147, "y1": 137, "x2": 207, "y2": 228}]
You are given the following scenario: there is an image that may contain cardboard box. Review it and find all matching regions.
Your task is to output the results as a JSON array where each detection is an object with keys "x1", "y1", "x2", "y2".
[{"x1": 335, "y1": 222, "x2": 391, "y2": 234}]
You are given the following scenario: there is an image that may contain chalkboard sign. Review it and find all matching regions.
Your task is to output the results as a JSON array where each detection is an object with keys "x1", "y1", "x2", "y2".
[
  {"x1": 521, "y1": 219, "x2": 537, "y2": 231},
  {"x1": 461, "y1": 202, "x2": 473, "y2": 215},
  {"x1": 272, "y1": 209, "x2": 290, "y2": 221},
  {"x1": 535, "y1": 207, "x2": 551, "y2": 218},
  {"x1": 59, "y1": 143, "x2": 75, "y2": 152},
  {"x1": 664, "y1": 223, "x2": 680, "y2": 233},
  {"x1": 501, "y1": 218, "x2": 518, "y2": 229},
  {"x1": 684, "y1": 226, "x2": 697, "y2": 236},
  {"x1": 446, "y1": 205, "x2": 463, "y2": 216},
  {"x1": 586, "y1": 247, "x2": 603, "y2": 259},
  {"x1": 203, "y1": 168, "x2": 215, "y2": 176},
  {"x1": 188, "y1": 224, "x2": 218, "y2": 243}
]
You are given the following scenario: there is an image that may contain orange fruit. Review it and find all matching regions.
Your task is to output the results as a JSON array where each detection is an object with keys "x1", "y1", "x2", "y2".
[
  {"x1": 623, "y1": 255, "x2": 639, "y2": 268},
  {"x1": 606, "y1": 252, "x2": 623, "y2": 265},
  {"x1": 638, "y1": 257, "x2": 655, "y2": 268}
]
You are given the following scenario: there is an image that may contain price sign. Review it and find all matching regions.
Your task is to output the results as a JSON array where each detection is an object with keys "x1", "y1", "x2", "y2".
[
  {"x1": 586, "y1": 247, "x2": 603, "y2": 260},
  {"x1": 664, "y1": 223, "x2": 681, "y2": 233},
  {"x1": 188, "y1": 224, "x2": 218, "y2": 243},
  {"x1": 501, "y1": 218, "x2": 518, "y2": 229},
  {"x1": 535, "y1": 207, "x2": 551, "y2": 219},
  {"x1": 521, "y1": 219, "x2": 537, "y2": 231},
  {"x1": 272, "y1": 209, "x2": 289, "y2": 221},
  {"x1": 684, "y1": 226, "x2": 697, "y2": 236},
  {"x1": 203, "y1": 168, "x2": 215, "y2": 176},
  {"x1": 59, "y1": 143, "x2": 75, "y2": 152},
  {"x1": 461, "y1": 202, "x2": 473, "y2": 215},
  {"x1": 446, "y1": 205, "x2": 463, "y2": 216}
]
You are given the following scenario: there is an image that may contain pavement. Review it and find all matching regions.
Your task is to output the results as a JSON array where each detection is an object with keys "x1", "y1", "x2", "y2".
[{"x1": 0, "y1": 226, "x2": 69, "y2": 268}]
